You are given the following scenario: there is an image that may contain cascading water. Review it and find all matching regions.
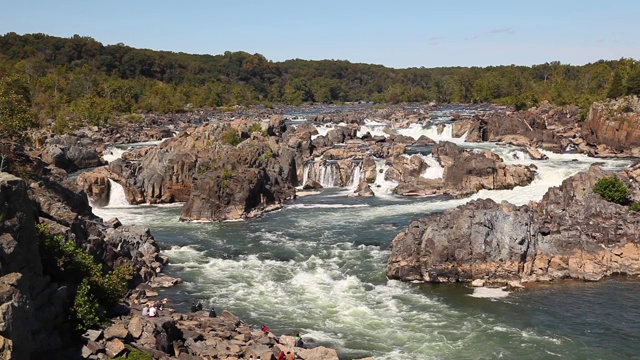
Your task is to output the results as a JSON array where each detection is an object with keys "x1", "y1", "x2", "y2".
[
  {"x1": 106, "y1": 179, "x2": 129, "y2": 207},
  {"x1": 347, "y1": 162, "x2": 363, "y2": 190},
  {"x1": 397, "y1": 123, "x2": 461, "y2": 143},
  {"x1": 102, "y1": 147, "x2": 127, "y2": 163},
  {"x1": 317, "y1": 162, "x2": 340, "y2": 188},
  {"x1": 88, "y1": 105, "x2": 639, "y2": 360},
  {"x1": 417, "y1": 154, "x2": 445, "y2": 179},
  {"x1": 371, "y1": 159, "x2": 399, "y2": 196},
  {"x1": 300, "y1": 163, "x2": 311, "y2": 188}
]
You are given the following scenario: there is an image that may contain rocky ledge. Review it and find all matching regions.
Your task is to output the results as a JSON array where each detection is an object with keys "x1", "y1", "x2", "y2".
[
  {"x1": 83, "y1": 307, "x2": 343, "y2": 360},
  {"x1": 387, "y1": 164, "x2": 640, "y2": 285}
]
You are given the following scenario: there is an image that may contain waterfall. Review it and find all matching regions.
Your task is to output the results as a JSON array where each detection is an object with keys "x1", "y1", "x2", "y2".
[
  {"x1": 102, "y1": 147, "x2": 127, "y2": 163},
  {"x1": 397, "y1": 123, "x2": 464, "y2": 143},
  {"x1": 418, "y1": 154, "x2": 445, "y2": 179},
  {"x1": 317, "y1": 162, "x2": 340, "y2": 188},
  {"x1": 371, "y1": 159, "x2": 398, "y2": 195},
  {"x1": 347, "y1": 163, "x2": 363, "y2": 190},
  {"x1": 300, "y1": 163, "x2": 311, "y2": 187},
  {"x1": 357, "y1": 119, "x2": 390, "y2": 138},
  {"x1": 107, "y1": 179, "x2": 130, "y2": 207}
]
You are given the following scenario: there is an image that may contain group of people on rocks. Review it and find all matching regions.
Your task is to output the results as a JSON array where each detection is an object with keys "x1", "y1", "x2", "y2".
[
  {"x1": 143, "y1": 301, "x2": 305, "y2": 358},
  {"x1": 141, "y1": 300, "x2": 164, "y2": 318},
  {"x1": 190, "y1": 300, "x2": 217, "y2": 317}
]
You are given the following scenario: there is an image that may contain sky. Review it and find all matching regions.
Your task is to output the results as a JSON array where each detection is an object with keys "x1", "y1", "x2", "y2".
[{"x1": 1, "y1": 0, "x2": 639, "y2": 69}]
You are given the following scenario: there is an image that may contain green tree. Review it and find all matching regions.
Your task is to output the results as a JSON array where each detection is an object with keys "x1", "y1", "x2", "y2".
[
  {"x1": 607, "y1": 70, "x2": 625, "y2": 99},
  {"x1": 626, "y1": 67, "x2": 640, "y2": 96},
  {"x1": 0, "y1": 75, "x2": 35, "y2": 140}
]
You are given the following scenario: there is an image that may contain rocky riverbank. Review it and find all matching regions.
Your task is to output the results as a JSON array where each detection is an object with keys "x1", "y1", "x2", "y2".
[{"x1": 0, "y1": 146, "x2": 349, "y2": 359}]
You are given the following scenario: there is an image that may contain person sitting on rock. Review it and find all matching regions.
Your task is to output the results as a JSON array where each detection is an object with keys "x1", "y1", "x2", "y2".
[
  {"x1": 196, "y1": 301, "x2": 203, "y2": 311},
  {"x1": 278, "y1": 351, "x2": 285, "y2": 360},
  {"x1": 285, "y1": 351, "x2": 294, "y2": 360},
  {"x1": 190, "y1": 302, "x2": 197, "y2": 312},
  {"x1": 142, "y1": 304, "x2": 149, "y2": 317},
  {"x1": 295, "y1": 333, "x2": 304, "y2": 348},
  {"x1": 208, "y1": 307, "x2": 217, "y2": 318},
  {"x1": 261, "y1": 324, "x2": 269, "y2": 335},
  {"x1": 155, "y1": 300, "x2": 164, "y2": 311},
  {"x1": 148, "y1": 304, "x2": 157, "y2": 317}
]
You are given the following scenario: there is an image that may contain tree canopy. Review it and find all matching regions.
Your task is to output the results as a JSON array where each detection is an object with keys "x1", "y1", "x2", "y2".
[{"x1": 0, "y1": 32, "x2": 638, "y2": 136}]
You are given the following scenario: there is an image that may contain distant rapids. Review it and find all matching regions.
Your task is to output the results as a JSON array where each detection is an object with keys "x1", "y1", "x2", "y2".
[{"x1": 91, "y1": 105, "x2": 640, "y2": 360}]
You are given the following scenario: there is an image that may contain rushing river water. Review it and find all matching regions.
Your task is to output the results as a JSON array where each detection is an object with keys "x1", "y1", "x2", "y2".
[{"x1": 93, "y1": 107, "x2": 640, "y2": 359}]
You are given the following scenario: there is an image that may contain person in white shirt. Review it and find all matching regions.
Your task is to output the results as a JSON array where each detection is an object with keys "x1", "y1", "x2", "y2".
[
  {"x1": 148, "y1": 305, "x2": 157, "y2": 317},
  {"x1": 142, "y1": 304, "x2": 149, "y2": 317}
]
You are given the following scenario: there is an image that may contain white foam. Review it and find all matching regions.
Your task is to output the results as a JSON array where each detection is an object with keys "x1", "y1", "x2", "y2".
[
  {"x1": 287, "y1": 204, "x2": 370, "y2": 209},
  {"x1": 371, "y1": 159, "x2": 399, "y2": 196},
  {"x1": 468, "y1": 287, "x2": 510, "y2": 299},
  {"x1": 102, "y1": 147, "x2": 127, "y2": 163},
  {"x1": 396, "y1": 123, "x2": 465, "y2": 143},
  {"x1": 417, "y1": 154, "x2": 444, "y2": 179},
  {"x1": 312, "y1": 124, "x2": 335, "y2": 140}
]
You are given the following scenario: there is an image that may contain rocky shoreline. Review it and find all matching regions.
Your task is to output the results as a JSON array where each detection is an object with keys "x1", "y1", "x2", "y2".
[{"x1": 3, "y1": 97, "x2": 640, "y2": 358}]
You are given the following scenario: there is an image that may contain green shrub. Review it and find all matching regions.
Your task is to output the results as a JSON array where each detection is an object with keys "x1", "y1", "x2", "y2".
[
  {"x1": 222, "y1": 166, "x2": 233, "y2": 180},
  {"x1": 221, "y1": 127, "x2": 242, "y2": 146},
  {"x1": 36, "y1": 224, "x2": 134, "y2": 331},
  {"x1": 630, "y1": 202, "x2": 640, "y2": 212},
  {"x1": 114, "y1": 346, "x2": 153, "y2": 360},
  {"x1": 592, "y1": 176, "x2": 631, "y2": 205}
]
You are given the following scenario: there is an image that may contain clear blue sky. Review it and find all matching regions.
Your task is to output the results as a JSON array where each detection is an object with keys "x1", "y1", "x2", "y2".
[{"x1": 1, "y1": 0, "x2": 638, "y2": 69}]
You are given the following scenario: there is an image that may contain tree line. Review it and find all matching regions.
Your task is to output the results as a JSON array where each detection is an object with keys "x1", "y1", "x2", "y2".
[{"x1": 1, "y1": 32, "x2": 640, "y2": 138}]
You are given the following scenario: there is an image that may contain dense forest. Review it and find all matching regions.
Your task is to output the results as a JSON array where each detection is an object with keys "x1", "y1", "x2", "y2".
[{"x1": 1, "y1": 32, "x2": 640, "y2": 139}]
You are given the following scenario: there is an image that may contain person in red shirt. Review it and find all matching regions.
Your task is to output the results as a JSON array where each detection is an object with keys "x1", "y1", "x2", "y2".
[{"x1": 277, "y1": 351, "x2": 285, "y2": 360}]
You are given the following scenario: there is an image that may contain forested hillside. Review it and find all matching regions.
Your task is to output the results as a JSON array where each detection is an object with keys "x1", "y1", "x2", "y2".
[{"x1": 1, "y1": 32, "x2": 640, "y2": 138}]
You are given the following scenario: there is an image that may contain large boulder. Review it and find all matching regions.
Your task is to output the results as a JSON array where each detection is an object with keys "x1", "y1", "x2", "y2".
[
  {"x1": 387, "y1": 165, "x2": 640, "y2": 284},
  {"x1": 433, "y1": 142, "x2": 535, "y2": 198},
  {"x1": 41, "y1": 134, "x2": 105, "y2": 171}
]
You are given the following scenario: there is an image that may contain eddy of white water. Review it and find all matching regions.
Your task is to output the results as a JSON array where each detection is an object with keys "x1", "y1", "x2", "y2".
[{"x1": 90, "y1": 118, "x2": 637, "y2": 360}]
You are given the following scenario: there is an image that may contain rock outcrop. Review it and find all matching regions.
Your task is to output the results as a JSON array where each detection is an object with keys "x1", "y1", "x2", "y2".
[
  {"x1": 459, "y1": 105, "x2": 581, "y2": 152},
  {"x1": 389, "y1": 142, "x2": 536, "y2": 197},
  {"x1": 0, "y1": 173, "x2": 65, "y2": 360},
  {"x1": 581, "y1": 95, "x2": 640, "y2": 154},
  {"x1": 0, "y1": 142, "x2": 167, "y2": 359},
  {"x1": 387, "y1": 165, "x2": 640, "y2": 285}
]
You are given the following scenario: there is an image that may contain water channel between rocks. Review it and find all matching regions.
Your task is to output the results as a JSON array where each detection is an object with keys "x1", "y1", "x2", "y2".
[{"x1": 92, "y1": 105, "x2": 640, "y2": 360}]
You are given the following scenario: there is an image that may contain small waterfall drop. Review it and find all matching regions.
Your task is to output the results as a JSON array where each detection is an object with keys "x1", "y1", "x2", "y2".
[
  {"x1": 300, "y1": 163, "x2": 311, "y2": 188},
  {"x1": 418, "y1": 154, "x2": 445, "y2": 179},
  {"x1": 102, "y1": 147, "x2": 127, "y2": 163},
  {"x1": 397, "y1": 123, "x2": 464, "y2": 143},
  {"x1": 347, "y1": 163, "x2": 363, "y2": 190},
  {"x1": 317, "y1": 162, "x2": 340, "y2": 188},
  {"x1": 107, "y1": 179, "x2": 130, "y2": 207},
  {"x1": 371, "y1": 159, "x2": 398, "y2": 195}
]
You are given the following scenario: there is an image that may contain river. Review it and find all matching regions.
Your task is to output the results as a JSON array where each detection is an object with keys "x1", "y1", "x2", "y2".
[{"x1": 92, "y1": 106, "x2": 640, "y2": 359}]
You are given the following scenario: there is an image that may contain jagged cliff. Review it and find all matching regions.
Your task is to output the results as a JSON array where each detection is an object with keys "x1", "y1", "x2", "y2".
[
  {"x1": 0, "y1": 172, "x2": 66, "y2": 359},
  {"x1": 387, "y1": 165, "x2": 640, "y2": 285},
  {"x1": 0, "y1": 142, "x2": 166, "y2": 359},
  {"x1": 581, "y1": 95, "x2": 640, "y2": 154}
]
